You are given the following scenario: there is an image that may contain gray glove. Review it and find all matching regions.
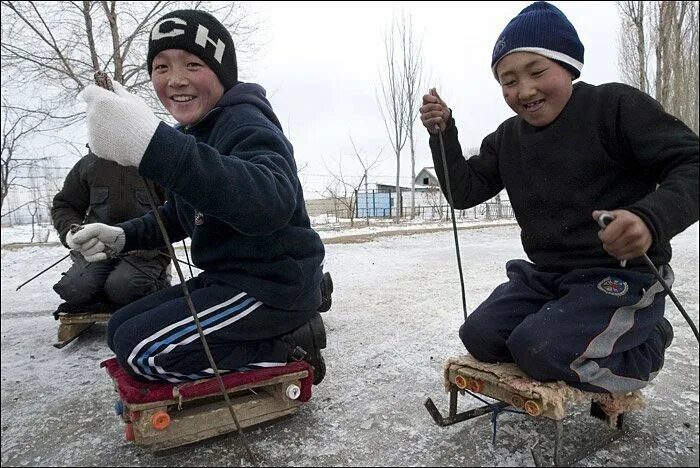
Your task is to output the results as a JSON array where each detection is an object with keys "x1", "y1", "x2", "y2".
[{"x1": 68, "y1": 223, "x2": 126, "y2": 262}]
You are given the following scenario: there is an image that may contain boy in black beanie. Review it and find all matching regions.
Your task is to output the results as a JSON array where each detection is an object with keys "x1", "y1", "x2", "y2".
[
  {"x1": 420, "y1": 1, "x2": 698, "y2": 393},
  {"x1": 70, "y1": 9, "x2": 329, "y2": 384}
]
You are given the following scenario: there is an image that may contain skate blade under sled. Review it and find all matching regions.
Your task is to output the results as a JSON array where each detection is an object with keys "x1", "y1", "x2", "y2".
[
  {"x1": 424, "y1": 355, "x2": 646, "y2": 467},
  {"x1": 102, "y1": 358, "x2": 314, "y2": 451},
  {"x1": 53, "y1": 302, "x2": 121, "y2": 349}
]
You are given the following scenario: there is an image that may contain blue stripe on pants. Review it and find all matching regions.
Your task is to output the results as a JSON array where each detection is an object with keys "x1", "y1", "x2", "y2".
[{"x1": 108, "y1": 276, "x2": 314, "y2": 382}]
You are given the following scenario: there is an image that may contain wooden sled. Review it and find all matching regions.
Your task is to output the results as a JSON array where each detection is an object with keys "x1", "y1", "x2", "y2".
[
  {"x1": 53, "y1": 302, "x2": 120, "y2": 348},
  {"x1": 102, "y1": 357, "x2": 314, "y2": 451},
  {"x1": 425, "y1": 355, "x2": 645, "y2": 467}
]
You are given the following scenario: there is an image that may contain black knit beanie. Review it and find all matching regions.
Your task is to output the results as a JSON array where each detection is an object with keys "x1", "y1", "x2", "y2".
[
  {"x1": 147, "y1": 9, "x2": 237, "y2": 90},
  {"x1": 491, "y1": 1, "x2": 584, "y2": 80}
]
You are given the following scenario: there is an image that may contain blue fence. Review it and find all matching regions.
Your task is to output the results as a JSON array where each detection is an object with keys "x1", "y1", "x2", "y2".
[{"x1": 356, "y1": 191, "x2": 393, "y2": 218}]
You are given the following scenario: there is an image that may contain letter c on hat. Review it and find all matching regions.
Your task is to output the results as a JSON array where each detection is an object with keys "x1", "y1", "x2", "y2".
[{"x1": 152, "y1": 17, "x2": 186, "y2": 41}]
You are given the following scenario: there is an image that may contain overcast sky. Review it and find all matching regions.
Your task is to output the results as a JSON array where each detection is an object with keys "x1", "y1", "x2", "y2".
[
  {"x1": 244, "y1": 1, "x2": 621, "y2": 198},
  {"x1": 6, "y1": 1, "x2": 622, "y2": 203}
]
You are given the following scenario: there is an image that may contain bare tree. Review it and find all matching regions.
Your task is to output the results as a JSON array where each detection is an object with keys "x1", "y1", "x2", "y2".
[
  {"x1": 348, "y1": 135, "x2": 383, "y2": 226},
  {"x1": 1, "y1": 1, "x2": 262, "y2": 119},
  {"x1": 398, "y1": 11, "x2": 425, "y2": 221},
  {"x1": 26, "y1": 164, "x2": 52, "y2": 241},
  {"x1": 617, "y1": 0, "x2": 699, "y2": 133},
  {"x1": 0, "y1": 100, "x2": 51, "y2": 211},
  {"x1": 1, "y1": 1, "x2": 264, "y2": 224},
  {"x1": 377, "y1": 15, "x2": 408, "y2": 223},
  {"x1": 26, "y1": 202, "x2": 39, "y2": 242},
  {"x1": 617, "y1": 1, "x2": 649, "y2": 93},
  {"x1": 423, "y1": 185, "x2": 446, "y2": 221},
  {"x1": 322, "y1": 136, "x2": 382, "y2": 228},
  {"x1": 322, "y1": 156, "x2": 359, "y2": 227}
]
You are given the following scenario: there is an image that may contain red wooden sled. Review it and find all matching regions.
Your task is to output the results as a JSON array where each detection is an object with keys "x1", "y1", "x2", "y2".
[{"x1": 102, "y1": 357, "x2": 313, "y2": 450}]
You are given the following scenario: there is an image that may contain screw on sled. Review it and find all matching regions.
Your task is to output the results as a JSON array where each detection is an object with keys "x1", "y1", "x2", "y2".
[
  {"x1": 52, "y1": 302, "x2": 120, "y2": 349},
  {"x1": 424, "y1": 355, "x2": 645, "y2": 466},
  {"x1": 102, "y1": 357, "x2": 314, "y2": 451}
]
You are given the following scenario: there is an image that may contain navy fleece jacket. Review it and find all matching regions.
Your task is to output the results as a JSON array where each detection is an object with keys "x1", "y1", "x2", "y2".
[{"x1": 118, "y1": 82, "x2": 325, "y2": 311}]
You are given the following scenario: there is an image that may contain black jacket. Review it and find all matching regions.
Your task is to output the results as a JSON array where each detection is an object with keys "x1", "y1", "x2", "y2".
[
  {"x1": 118, "y1": 82, "x2": 325, "y2": 311},
  {"x1": 52, "y1": 153, "x2": 166, "y2": 247},
  {"x1": 430, "y1": 81, "x2": 699, "y2": 272}
]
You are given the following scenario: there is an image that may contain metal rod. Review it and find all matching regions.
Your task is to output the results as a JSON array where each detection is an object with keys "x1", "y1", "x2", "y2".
[
  {"x1": 182, "y1": 240, "x2": 194, "y2": 278},
  {"x1": 554, "y1": 419, "x2": 564, "y2": 467},
  {"x1": 158, "y1": 252, "x2": 196, "y2": 269},
  {"x1": 424, "y1": 395, "x2": 508, "y2": 427},
  {"x1": 17, "y1": 208, "x2": 93, "y2": 291},
  {"x1": 117, "y1": 255, "x2": 170, "y2": 290},
  {"x1": 641, "y1": 253, "x2": 699, "y2": 342},
  {"x1": 15, "y1": 253, "x2": 71, "y2": 291},
  {"x1": 436, "y1": 126, "x2": 468, "y2": 321},
  {"x1": 449, "y1": 387, "x2": 458, "y2": 416},
  {"x1": 142, "y1": 179, "x2": 257, "y2": 464}
]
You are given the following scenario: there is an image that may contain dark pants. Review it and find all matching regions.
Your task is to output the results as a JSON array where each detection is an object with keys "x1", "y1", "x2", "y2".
[
  {"x1": 459, "y1": 259, "x2": 671, "y2": 393},
  {"x1": 107, "y1": 275, "x2": 315, "y2": 382},
  {"x1": 53, "y1": 251, "x2": 169, "y2": 305}
]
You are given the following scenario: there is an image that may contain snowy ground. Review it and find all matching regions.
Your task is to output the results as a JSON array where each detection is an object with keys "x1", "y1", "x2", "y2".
[{"x1": 1, "y1": 222, "x2": 698, "y2": 467}]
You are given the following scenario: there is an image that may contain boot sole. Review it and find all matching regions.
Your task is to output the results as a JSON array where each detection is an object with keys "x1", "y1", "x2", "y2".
[{"x1": 318, "y1": 272, "x2": 333, "y2": 312}]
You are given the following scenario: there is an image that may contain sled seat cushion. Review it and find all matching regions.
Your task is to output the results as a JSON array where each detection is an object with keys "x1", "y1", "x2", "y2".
[{"x1": 101, "y1": 357, "x2": 313, "y2": 405}]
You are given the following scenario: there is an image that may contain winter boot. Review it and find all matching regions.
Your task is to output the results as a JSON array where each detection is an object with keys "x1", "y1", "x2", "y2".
[
  {"x1": 283, "y1": 312, "x2": 327, "y2": 385},
  {"x1": 657, "y1": 316, "x2": 674, "y2": 350},
  {"x1": 652, "y1": 316, "x2": 674, "y2": 374},
  {"x1": 318, "y1": 272, "x2": 333, "y2": 312}
]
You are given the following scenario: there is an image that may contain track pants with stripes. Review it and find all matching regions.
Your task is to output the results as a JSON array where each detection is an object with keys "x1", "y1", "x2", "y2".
[
  {"x1": 107, "y1": 275, "x2": 315, "y2": 383},
  {"x1": 459, "y1": 259, "x2": 673, "y2": 393}
]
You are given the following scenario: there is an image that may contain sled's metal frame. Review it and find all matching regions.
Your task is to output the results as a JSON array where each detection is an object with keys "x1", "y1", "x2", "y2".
[{"x1": 425, "y1": 386, "x2": 626, "y2": 467}]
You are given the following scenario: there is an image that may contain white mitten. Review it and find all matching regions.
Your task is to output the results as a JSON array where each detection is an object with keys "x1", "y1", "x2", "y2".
[
  {"x1": 80, "y1": 81, "x2": 161, "y2": 167},
  {"x1": 69, "y1": 223, "x2": 126, "y2": 262}
]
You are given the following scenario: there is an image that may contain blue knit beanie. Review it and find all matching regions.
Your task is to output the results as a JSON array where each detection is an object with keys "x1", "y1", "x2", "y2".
[{"x1": 491, "y1": 1, "x2": 584, "y2": 80}]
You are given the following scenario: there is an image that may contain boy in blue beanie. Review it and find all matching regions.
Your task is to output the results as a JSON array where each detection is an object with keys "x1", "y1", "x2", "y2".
[{"x1": 420, "y1": 1, "x2": 698, "y2": 393}]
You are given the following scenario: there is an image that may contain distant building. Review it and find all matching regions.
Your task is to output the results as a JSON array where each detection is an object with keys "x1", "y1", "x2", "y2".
[
  {"x1": 356, "y1": 179, "x2": 438, "y2": 218},
  {"x1": 415, "y1": 167, "x2": 439, "y2": 187}
]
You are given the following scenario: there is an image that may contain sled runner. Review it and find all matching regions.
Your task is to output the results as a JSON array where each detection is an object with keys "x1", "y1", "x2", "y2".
[
  {"x1": 425, "y1": 355, "x2": 645, "y2": 466},
  {"x1": 53, "y1": 302, "x2": 120, "y2": 348},
  {"x1": 102, "y1": 357, "x2": 314, "y2": 451}
]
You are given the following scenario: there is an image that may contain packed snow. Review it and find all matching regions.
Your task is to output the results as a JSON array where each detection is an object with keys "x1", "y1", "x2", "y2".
[{"x1": 1, "y1": 221, "x2": 698, "y2": 466}]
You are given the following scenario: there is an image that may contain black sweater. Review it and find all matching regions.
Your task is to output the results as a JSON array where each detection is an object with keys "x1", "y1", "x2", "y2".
[{"x1": 429, "y1": 81, "x2": 699, "y2": 272}]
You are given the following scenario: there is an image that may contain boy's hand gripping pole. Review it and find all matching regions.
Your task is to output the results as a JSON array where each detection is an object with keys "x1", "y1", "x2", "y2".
[{"x1": 597, "y1": 212, "x2": 698, "y2": 343}]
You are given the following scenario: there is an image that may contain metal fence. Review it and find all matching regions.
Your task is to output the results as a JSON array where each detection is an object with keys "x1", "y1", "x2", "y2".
[{"x1": 310, "y1": 200, "x2": 515, "y2": 227}]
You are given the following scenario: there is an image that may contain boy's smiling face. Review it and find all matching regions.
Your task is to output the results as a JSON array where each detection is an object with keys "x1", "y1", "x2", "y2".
[
  {"x1": 151, "y1": 49, "x2": 225, "y2": 126},
  {"x1": 496, "y1": 52, "x2": 574, "y2": 127}
]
